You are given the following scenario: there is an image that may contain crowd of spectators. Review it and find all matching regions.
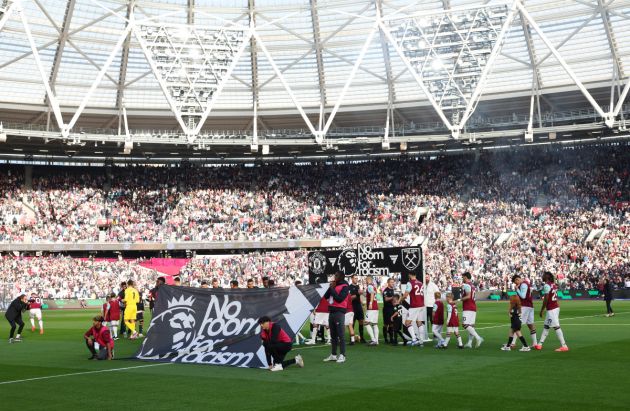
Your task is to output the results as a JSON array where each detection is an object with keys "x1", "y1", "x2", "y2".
[
  {"x1": 0, "y1": 256, "x2": 157, "y2": 299},
  {"x1": 0, "y1": 143, "x2": 628, "y2": 296}
]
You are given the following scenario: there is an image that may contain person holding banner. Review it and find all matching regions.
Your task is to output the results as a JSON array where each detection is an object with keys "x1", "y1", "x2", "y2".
[
  {"x1": 258, "y1": 316, "x2": 304, "y2": 372},
  {"x1": 323, "y1": 272, "x2": 349, "y2": 363}
]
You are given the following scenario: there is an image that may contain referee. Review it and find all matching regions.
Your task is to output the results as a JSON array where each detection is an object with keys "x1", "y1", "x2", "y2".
[
  {"x1": 382, "y1": 278, "x2": 395, "y2": 343},
  {"x1": 348, "y1": 275, "x2": 365, "y2": 344},
  {"x1": 5, "y1": 294, "x2": 28, "y2": 343}
]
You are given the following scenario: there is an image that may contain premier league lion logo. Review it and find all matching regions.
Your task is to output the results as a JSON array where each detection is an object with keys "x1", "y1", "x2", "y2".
[
  {"x1": 337, "y1": 249, "x2": 358, "y2": 276},
  {"x1": 137, "y1": 295, "x2": 198, "y2": 358}
]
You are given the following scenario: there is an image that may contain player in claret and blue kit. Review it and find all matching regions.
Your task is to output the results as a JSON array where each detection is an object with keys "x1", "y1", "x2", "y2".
[
  {"x1": 401, "y1": 272, "x2": 425, "y2": 347},
  {"x1": 432, "y1": 292, "x2": 445, "y2": 348},
  {"x1": 461, "y1": 272, "x2": 483, "y2": 348},
  {"x1": 28, "y1": 293, "x2": 44, "y2": 334},
  {"x1": 535, "y1": 272, "x2": 569, "y2": 352},
  {"x1": 443, "y1": 293, "x2": 463, "y2": 349}
]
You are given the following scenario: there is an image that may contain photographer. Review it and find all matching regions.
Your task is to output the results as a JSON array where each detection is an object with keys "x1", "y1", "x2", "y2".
[
  {"x1": 5, "y1": 294, "x2": 28, "y2": 343},
  {"x1": 84, "y1": 315, "x2": 114, "y2": 360},
  {"x1": 323, "y1": 272, "x2": 349, "y2": 363}
]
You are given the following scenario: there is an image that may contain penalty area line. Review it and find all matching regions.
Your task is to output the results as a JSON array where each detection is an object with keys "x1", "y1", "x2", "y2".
[{"x1": 0, "y1": 362, "x2": 172, "y2": 386}]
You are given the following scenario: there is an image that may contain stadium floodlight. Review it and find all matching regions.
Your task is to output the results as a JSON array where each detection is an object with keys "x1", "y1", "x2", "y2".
[
  {"x1": 381, "y1": 2, "x2": 517, "y2": 139},
  {"x1": 525, "y1": 131, "x2": 533, "y2": 143},
  {"x1": 134, "y1": 21, "x2": 251, "y2": 143},
  {"x1": 123, "y1": 140, "x2": 132, "y2": 154}
]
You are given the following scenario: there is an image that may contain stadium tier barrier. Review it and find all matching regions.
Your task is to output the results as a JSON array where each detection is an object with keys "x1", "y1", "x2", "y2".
[{"x1": 0, "y1": 239, "x2": 345, "y2": 251}]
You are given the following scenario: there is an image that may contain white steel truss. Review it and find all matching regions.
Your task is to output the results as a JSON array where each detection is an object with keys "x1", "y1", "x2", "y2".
[
  {"x1": 1, "y1": 0, "x2": 630, "y2": 149},
  {"x1": 0, "y1": 0, "x2": 15, "y2": 33},
  {"x1": 381, "y1": 2, "x2": 517, "y2": 139},
  {"x1": 134, "y1": 19, "x2": 250, "y2": 143}
]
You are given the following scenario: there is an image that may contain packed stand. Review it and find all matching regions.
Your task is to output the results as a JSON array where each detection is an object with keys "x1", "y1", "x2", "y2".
[{"x1": 0, "y1": 144, "x2": 628, "y2": 290}]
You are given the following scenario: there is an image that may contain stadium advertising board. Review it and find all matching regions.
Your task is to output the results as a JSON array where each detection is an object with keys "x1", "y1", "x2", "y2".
[
  {"x1": 308, "y1": 245, "x2": 423, "y2": 284},
  {"x1": 136, "y1": 284, "x2": 326, "y2": 368}
]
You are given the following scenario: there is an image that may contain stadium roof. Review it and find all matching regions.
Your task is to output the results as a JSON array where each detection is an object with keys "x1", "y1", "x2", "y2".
[{"x1": 0, "y1": 0, "x2": 629, "y2": 160}]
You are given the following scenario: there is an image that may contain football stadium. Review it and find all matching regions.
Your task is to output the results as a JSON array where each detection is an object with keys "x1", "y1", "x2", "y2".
[{"x1": 0, "y1": 0, "x2": 629, "y2": 409}]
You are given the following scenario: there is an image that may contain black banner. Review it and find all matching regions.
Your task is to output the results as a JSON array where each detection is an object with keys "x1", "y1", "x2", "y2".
[
  {"x1": 308, "y1": 245, "x2": 423, "y2": 284},
  {"x1": 135, "y1": 284, "x2": 326, "y2": 368}
]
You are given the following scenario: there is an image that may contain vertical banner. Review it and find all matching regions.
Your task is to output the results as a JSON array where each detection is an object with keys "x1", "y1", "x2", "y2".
[{"x1": 135, "y1": 284, "x2": 326, "y2": 368}]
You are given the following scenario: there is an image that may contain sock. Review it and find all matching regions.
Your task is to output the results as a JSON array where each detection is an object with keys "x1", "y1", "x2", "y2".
[
  {"x1": 310, "y1": 326, "x2": 317, "y2": 341},
  {"x1": 125, "y1": 320, "x2": 135, "y2": 333},
  {"x1": 138, "y1": 323, "x2": 143, "y2": 334},
  {"x1": 530, "y1": 330, "x2": 538, "y2": 346},
  {"x1": 30, "y1": 318, "x2": 35, "y2": 327},
  {"x1": 39, "y1": 320, "x2": 43, "y2": 330},
  {"x1": 373, "y1": 325, "x2": 379, "y2": 343},
  {"x1": 407, "y1": 324, "x2": 417, "y2": 341},
  {"x1": 365, "y1": 324, "x2": 375, "y2": 342},
  {"x1": 388, "y1": 326, "x2": 394, "y2": 342},
  {"x1": 467, "y1": 326, "x2": 480, "y2": 340},
  {"x1": 325, "y1": 328, "x2": 330, "y2": 342},
  {"x1": 383, "y1": 326, "x2": 389, "y2": 342},
  {"x1": 540, "y1": 328, "x2": 550, "y2": 344},
  {"x1": 519, "y1": 336, "x2": 528, "y2": 347},
  {"x1": 444, "y1": 336, "x2": 451, "y2": 346},
  {"x1": 507, "y1": 336, "x2": 514, "y2": 346},
  {"x1": 456, "y1": 335, "x2": 463, "y2": 346},
  {"x1": 350, "y1": 334, "x2": 354, "y2": 343},
  {"x1": 112, "y1": 325, "x2": 118, "y2": 338},
  {"x1": 412, "y1": 323, "x2": 421, "y2": 341},
  {"x1": 418, "y1": 324, "x2": 425, "y2": 341},
  {"x1": 433, "y1": 327, "x2": 444, "y2": 343},
  {"x1": 359, "y1": 324, "x2": 364, "y2": 341},
  {"x1": 555, "y1": 328, "x2": 566, "y2": 346}
]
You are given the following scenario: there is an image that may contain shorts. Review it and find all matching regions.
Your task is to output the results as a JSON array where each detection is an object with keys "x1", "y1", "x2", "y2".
[
  {"x1": 29, "y1": 309, "x2": 42, "y2": 320},
  {"x1": 447, "y1": 326, "x2": 459, "y2": 334},
  {"x1": 365, "y1": 310, "x2": 379, "y2": 324},
  {"x1": 352, "y1": 305, "x2": 364, "y2": 321},
  {"x1": 136, "y1": 311, "x2": 144, "y2": 321},
  {"x1": 383, "y1": 307, "x2": 394, "y2": 325},
  {"x1": 511, "y1": 319, "x2": 522, "y2": 331},
  {"x1": 521, "y1": 307, "x2": 534, "y2": 325},
  {"x1": 407, "y1": 307, "x2": 426, "y2": 323},
  {"x1": 344, "y1": 312, "x2": 354, "y2": 326},
  {"x1": 314, "y1": 312, "x2": 329, "y2": 326},
  {"x1": 124, "y1": 309, "x2": 137, "y2": 321},
  {"x1": 462, "y1": 311, "x2": 476, "y2": 326},
  {"x1": 544, "y1": 308, "x2": 560, "y2": 328}
]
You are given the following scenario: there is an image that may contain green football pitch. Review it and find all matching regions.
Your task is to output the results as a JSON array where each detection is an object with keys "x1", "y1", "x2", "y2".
[{"x1": 1, "y1": 300, "x2": 629, "y2": 410}]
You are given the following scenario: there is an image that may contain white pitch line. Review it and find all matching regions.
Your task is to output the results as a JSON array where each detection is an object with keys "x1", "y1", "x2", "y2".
[
  {"x1": 474, "y1": 311, "x2": 628, "y2": 331},
  {"x1": 0, "y1": 362, "x2": 171, "y2": 386},
  {"x1": 559, "y1": 323, "x2": 630, "y2": 326}
]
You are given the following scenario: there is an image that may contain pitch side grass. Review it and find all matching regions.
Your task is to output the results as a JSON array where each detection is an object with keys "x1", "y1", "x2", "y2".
[{"x1": 1, "y1": 300, "x2": 628, "y2": 410}]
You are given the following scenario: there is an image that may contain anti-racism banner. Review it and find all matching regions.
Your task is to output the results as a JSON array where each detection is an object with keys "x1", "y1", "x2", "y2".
[
  {"x1": 135, "y1": 284, "x2": 326, "y2": 368},
  {"x1": 308, "y1": 245, "x2": 423, "y2": 284}
]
